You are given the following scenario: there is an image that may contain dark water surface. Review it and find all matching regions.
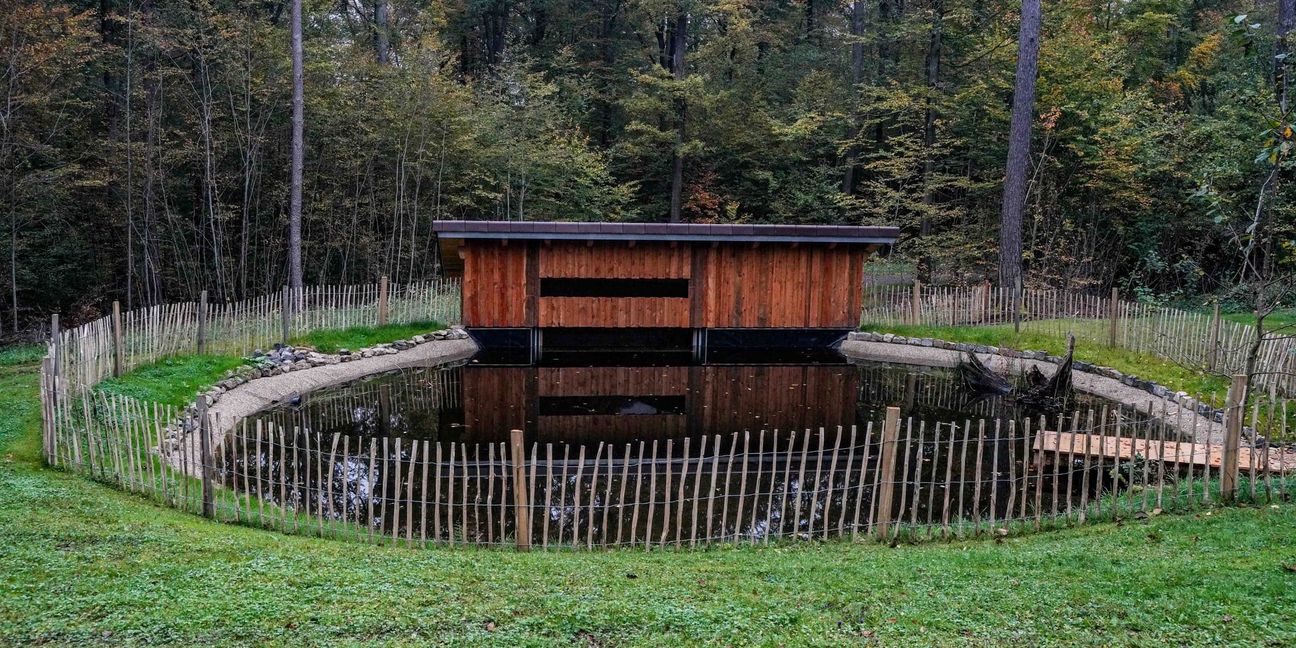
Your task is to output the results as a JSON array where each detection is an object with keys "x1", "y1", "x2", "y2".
[{"x1": 219, "y1": 349, "x2": 1162, "y2": 547}]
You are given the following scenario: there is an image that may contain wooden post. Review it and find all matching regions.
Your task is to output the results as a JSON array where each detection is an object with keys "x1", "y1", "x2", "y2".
[
  {"x1": 875, "y1": 407, "x2": 901, "y2": 539},
  {"x1": 1108, "y1": 287, "x2": 1119, "y2": 347},
  {"x1": 197, "y1": 290, "x2": 208, "y2": 354},
  {"x1": 1013, "y1": 274, "x2": 1022, "y2": 333},
  {"x1": 112, "y1": 301, "x2": 125, "y2": 377},
  {"x1": 281, "y1": 285, "x2": 291, "y2": 344},
  {"x1": 1222, "y1": 374, "x2": 1247, "y2": 503},
  {"x1": 49, "y1": 313, "x2": 60, "y2": 379},
  {"x1": 510, "y1": 430, "x2": 531, "y2": 551},
  {"x1": 910, "y1": 280, "x2": 921, "y2": 325},
  {"x1": 1208, "y1": 303, "x2": 1221, "y2": 371},
  {"x1": 196, "y1": 396, "x2": 215, "y2": 518},
  {"x1": 378, "y1": 275, "x2": 390, "y2": 326}
]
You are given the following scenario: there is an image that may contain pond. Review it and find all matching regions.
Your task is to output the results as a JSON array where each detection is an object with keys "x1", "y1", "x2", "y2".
[{"x1": 217, "y1": 348, "x2": 1167, "y2": 548}]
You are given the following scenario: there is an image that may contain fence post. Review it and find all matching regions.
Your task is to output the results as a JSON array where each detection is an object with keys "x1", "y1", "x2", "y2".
[
  {"x1": 49, "y1": 313, "x2": 60, "y2": 377},
  {"x1": 281, "y1": 285, "x2": 291, "y2": 345},
  {"x1": 1208, "y1": 303, "x2": 1221, "y2": 371},
  {"x1": 875, "y1": 406, "x2": 901, "y2": 539},
  {"x1": 197, "y1": 395, "x2": 215, "y2": 518},
  {"x1": 981, "y1": 279, "x2": 991, "y2": 324},
  {"x1": 1012, "y1": 275, "x2": 1022, "y2": 333},
  {"x1": 197, "y1": 290, "x2": 208, "y2": 355},
  {"x1": 1107, "y1": 288, "x2": 1119, "y2": 348},
  {"x1": 378, "y1": 275, "x2": 390, "y2": 326},
  {"x1": 111, "y1": 301, "x2": 125, "y2": 377},
  {"x1": 909, "y1": 280, "x2": 921, "y2": 326},
  {"x1": 1221, "y1": 374, "x2": 1247, "y2": 503},
  {"x1": 510, "y1": 429, "x2": 531, "y2": 551}
]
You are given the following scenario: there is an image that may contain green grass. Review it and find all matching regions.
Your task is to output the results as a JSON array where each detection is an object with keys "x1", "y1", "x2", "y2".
[
  {"x1": 1220, "y1": 309, "x2": 1296, "y2": 329},
  {"x1": 861, "y1": 323, "x2": 1232, "y2": 397},
  {"x1": 4, "y1": 350, "x2": 1296, "y2": 645},
  {"x1": 0, "y1": 344, "x2": 44, "y2": 368},
  {"x1": 94, "y1": 355, "x2": 248, "y2": 408},
  {"x1": 291, "y1": 320, "x2": 446, "y2": 353}
]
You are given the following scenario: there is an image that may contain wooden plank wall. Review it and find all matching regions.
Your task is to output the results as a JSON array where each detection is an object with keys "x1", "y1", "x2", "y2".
[
  {"x1": 539, "y1": 241, "x2": 691, "y2": 278},
  {"x1": 461, "y1": 239, "x2": 868, "y2": 329},
  {"x1": 461, "y1": 242, "x2": 528, "y2": 327},
  {"x1": 539, "y1": 297, "x2": 690, "y2": 327},
  {"x1": 696, "y1": 244, "x2": 865, "y2": 329}
]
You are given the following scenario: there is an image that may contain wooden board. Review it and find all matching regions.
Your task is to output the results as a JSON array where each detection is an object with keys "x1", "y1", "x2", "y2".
[
  {"x1": 538, "y1": 366, "x2": 689, "y2": 397},
  {"x1": 538, "y1": 297, "x2": 690, "y2": 327},
  {"x1": 540, "y1": 241, "x2": 691, "y2": 278},
  {"x1": 1034, "y1": 431, "x2": 1296, "y2": 473},
  {"x1": 461, "y1": 241, "x2": 528, "y2": 327}
]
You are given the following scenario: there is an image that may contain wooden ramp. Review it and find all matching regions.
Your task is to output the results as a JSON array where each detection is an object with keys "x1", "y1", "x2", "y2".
[{"x1": 1034, "y1": 432, "x2": 1296, "y2": 474}]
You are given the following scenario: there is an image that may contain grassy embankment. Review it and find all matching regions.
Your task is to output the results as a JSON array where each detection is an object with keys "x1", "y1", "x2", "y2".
[
  {"x1": 91, "y1": 321, "x2": 445, "y2": 407},
  {"x1": 860, "y1": 321, "x2": 1232, "y2": 398},
  {"x1": 1, "y1": 339, "x2": 1295, "y2": 644}
]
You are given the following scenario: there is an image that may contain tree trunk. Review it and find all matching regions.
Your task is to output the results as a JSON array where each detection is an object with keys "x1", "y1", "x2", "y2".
[
  {"x1": 668, "y1": 11, "x2": 687, "y2": 223},
  {"x1": 922, "y1": 0, "x2": 943, "y2": 239},
  {"x1": 289, "y1": 0, "x2": 304, "y2": 289},
  {"x1": 841, "y1": 1, "x2": 865, "y2": 195},
  {"x1": 374, "y1": 0, "x2": 389, "y2": 64},
  {"x1": 998, "y1": 0, "x2": 1041, "y2": 288}
]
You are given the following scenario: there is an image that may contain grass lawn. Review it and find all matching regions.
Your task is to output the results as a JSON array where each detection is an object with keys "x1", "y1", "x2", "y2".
[
  {"x1": 291, "y1": 320, "x2": 446, "y2": 353},
  {"x1": 860, "y1": 322, "x2": 1232, "y2": 398},
  {"x1": 91, "y1": 322, "x2": 448, "y2": 406},
  {"x1": 1, "y1": 356, "x2": 1295, "y2": 644}
]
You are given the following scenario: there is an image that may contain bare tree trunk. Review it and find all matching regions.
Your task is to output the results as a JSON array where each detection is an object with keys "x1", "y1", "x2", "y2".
[
  {"x1": 289, "y1": 0, "x2": 304, "y2": 289},
  {"x1": 921, "y1": 0, "x2": 942, "y2": 236},
  {"x1": 997, "y1": 0, "x2": 1041, "y2": 288},
  {"x1": 667, "y1": 11, "x2": 687, "y2": 223},
  {"x1": 374, "y1": 0, "x2": 389, "y2": 64},
  {"x1": 841, "y1": 1, "x2": 865, "y2": 195}
]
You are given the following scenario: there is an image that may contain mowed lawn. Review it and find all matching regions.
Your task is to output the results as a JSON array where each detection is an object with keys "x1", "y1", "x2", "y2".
[{"x1": 1, "y1": 358, "x2": 1295, "y2": 646}]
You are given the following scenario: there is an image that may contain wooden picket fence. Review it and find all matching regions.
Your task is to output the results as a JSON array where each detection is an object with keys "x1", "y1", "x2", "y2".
[
  {"x1": 861, "y1": 282, "x2": 1296, "y2": 396},
  {"x1": 47, "y1": 277, "x2": 460, "y2": 393},
  {"x1": 40, "y1": 361, "x2": 1294, "y2": 549}
]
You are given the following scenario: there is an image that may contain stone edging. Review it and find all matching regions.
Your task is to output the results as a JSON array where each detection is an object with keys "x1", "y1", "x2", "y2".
[{"x1": 846, "y1": 331, "x2": 1227, "y2": 423}]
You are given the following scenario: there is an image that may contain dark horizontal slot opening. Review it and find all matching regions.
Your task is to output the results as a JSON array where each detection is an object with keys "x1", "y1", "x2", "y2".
[
  {"x1": 539, "y1": 395, "x2": 687, "y2": 416},
  {"x1": 541, "y1": 278, "x2": 689, "y2": 298}
]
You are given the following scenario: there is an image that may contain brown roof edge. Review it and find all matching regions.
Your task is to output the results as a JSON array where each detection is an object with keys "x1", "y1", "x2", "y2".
[{"x1": 430, "y1": 220, "x2": 899, "y2": 244}]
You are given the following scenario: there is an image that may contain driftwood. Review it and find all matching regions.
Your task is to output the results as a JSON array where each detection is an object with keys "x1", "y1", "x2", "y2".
[{"x1": 956, "y1": 336, "x2": 1076, "y2": 414}]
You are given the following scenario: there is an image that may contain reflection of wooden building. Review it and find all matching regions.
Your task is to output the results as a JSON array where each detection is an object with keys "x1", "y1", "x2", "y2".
[
  {"x1": 433, "y1": 221, "x2": 898, "y2": 348},
  {"x1": 460, "y1": 364, "x2": 861, "y2": 443}
]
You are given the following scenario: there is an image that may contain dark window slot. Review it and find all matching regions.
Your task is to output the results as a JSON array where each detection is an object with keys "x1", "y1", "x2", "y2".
[
  {"x1": 540, "y1": 278, "x2": 689, "y2": 298},
  {"x1": 539, "y1": 395, "x2": 687, "y2": 416}
]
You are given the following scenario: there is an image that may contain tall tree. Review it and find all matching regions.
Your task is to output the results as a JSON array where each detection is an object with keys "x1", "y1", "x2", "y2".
[
  {"x1": 289, "y1": 0, "x2": 304, "y2": 289},
  {"x1": 374, "y1": 0, "x2": 389, "y2": 64},
  {"x1": 997, "y1": 0, "x2": 1041, "y2": 287},
  {"x1": 841, "y1": 0, "x2": 866, "y2": 194},
  {"x1": 667, "y1": 8, "x2": 687, "y2": 223}
]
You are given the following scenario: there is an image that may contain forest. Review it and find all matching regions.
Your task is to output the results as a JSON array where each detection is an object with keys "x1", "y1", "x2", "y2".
[{"x1": 3, "y1": 0, "x2": 1295, "y2": 334}]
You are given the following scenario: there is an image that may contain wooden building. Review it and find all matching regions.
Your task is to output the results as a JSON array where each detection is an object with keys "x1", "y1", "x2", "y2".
[{"x1": 433, "y1": 220, "x2": 898, "y2": 353}]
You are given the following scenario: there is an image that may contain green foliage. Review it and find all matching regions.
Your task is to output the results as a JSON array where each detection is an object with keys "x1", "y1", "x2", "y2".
[
  {"x1": 95, "y1": 355, "x2": 249, "y2": 408},
  {"x1": 290, "y1": 321, "x2": 446, "y2": 353},
  {"x1": 0, "y1": 345, "x2": 44, "y2": 368}
]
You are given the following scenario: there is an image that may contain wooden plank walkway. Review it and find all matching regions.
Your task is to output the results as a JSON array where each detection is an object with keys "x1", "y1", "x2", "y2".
[{"x1": 1034, "y1": 431, "x2": 1296, "y2": 474}]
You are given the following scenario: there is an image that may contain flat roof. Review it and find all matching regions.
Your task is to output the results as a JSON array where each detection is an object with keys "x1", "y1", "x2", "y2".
[{"x1": 431, "y1": 220, "x2": 899, "y2": 245}]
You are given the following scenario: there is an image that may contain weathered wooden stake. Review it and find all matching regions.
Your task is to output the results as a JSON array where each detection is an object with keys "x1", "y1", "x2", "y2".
[
  {"x1": 378, "y1": 275, "x2": 390, "y2": 326},
  {"x1": 505, "y1": 427, "x2": 526, "y2": 549},
  {"x1": 910, "y1": 280, "x2": 922, "y2": 325},
  {"x1": 197, "y1": 290, "x2": 208, "y2": 354},
  {"x1": 1222, "y1": 374, "x2": 1247, "y2": 502},
  {"x1": 1107, "y1": 287, "x2": 1119, "y2": 347},
  {"x1": 196, "y1": 396, "x2": 214, "y2": 518},
  {"x1": 1208, "y1": 303, "x2": 1221, "y2": 371},
  {"x1": 281, "y1": 285, "x2": 292, "y2": 344},
  {"x1": 112, "y1": 301, "x2": 125, "y2": 377},
  {"x1": 875, "y1": 407, "x2": 901, "y2": 539}
]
